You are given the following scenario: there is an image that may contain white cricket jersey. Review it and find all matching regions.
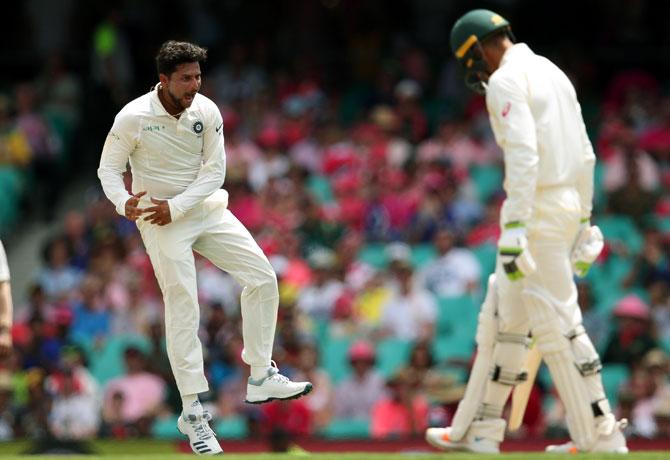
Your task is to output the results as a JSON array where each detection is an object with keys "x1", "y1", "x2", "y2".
[
  {"x1": 0, "y1": 240, "x2": 9, "y2": 281},
  {"x1": 97, "y1": 85, "x2": 226, "y2": 221},
  {"x1": 486, "y1": 43, "x2": 596, "y2": 224}
]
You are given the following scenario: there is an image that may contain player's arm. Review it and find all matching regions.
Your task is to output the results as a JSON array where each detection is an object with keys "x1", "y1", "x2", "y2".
[
  {"x1": 97, "y1": 112, "x2": 140, "y2": 217},
  {"x1": 0, "y1": 241, "x2": 13, "y2": 358},
  {"x1": 487, "y1": 75, "x2": 538, "y2": 224},
  {"x1": 167, "y1": 104, "x2": 225, "y2": 221},
  {"x1": 574, "y1": 98, "x2": 596, "y2": 221},
  {"x1": 487, "y1": 75, "x2": 539, "y2": 280},
  {"x1": 569, "y1": 95, "x2": 602, "y2": 277}
]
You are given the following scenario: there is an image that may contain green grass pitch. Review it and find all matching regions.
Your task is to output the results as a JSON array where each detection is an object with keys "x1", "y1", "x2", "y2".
[{"x1": 0, "y1": 440, "x2": 667, "y2": 459}]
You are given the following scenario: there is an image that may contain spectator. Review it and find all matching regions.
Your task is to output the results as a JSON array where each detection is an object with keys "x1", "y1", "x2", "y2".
[
  {"x1": 603, "y1": 295, "x2": 657, "y2": 366},
  {"x1": 577, "y1": 282, "x2": 610, "y2": 352},
  {"x1": 293, "y1": 343, "x2": 333, "y2": 430},
  {"x1": 607, "y1": 145, "x2": 660, "y2": 225},
  {"x1": 0, "y1": 94, "x2": 31, "y2": 167},
  {"x1": 370, "y1": 369, "x2": 429, "y2": 439},
  {"x1": 296, "y1": 249, "x2": 344, "y2": 322},
  {"x1": 379, "y1": 258, "x2": 437, "y2": 342},
  {"x1": 36, "y1": 237, "x2": 82, "y2": 301},
  {"x1": 102, "y1": 347, "x2": 165, "y2": 427},
  {"x1": 15, "y1": 82, "x2": 62, "y2": 220},
  {"x1": 47, "y1": 367, "x2": 100, "y2": 440},
  {"x1": 418, "y1": 228, "x2": 481, "y2": 297},
  {"x1": 69, "y1": 275, "x2": 111, "y2": 346},
  {"x1": 333, "y1": 340, "x2": 386, "y2": 420}
]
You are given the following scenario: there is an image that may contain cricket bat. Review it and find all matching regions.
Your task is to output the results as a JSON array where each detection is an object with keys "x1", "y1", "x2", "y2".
[{"x1": 508, "y1": 342, "x2": 542, "y2": 431}]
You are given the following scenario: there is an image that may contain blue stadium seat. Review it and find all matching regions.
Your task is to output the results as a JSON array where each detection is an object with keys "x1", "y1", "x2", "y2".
[
  {"x1": 319, "y1": 418, "x2": 370, "y2": 439},
  {"x1": 435, "y1": 295, "x2": 479, "y2": 337},
  {"x1": 375, "y1": 338, "x2": 413, "y2": 378},
  {"x1": 471, "y1": 243, "x2": 497, "y2": 287},
  {"x1": 600, "y1": 364, "x2": 630, "y2": 409},
  {"x1": 432, "y1": 333, "x2": 475, "y2": 362},
  {"x1": 596, "y1": 215, "x2": 643, "y2": 255},
  {"x1": 469, "y1": 164, "x2": 503, "y2": 202},
  {"x1": 357, "y1": 244, "x2": 388, "y2": 269},
  {"x1": 88, "y1": 334, "x2": 152, "y2": 386},
  {"x1": 319, "y1": 336, "x2": 355, "y2": 384},
  {"x1": 151, "y1": 415, "x2": 181, "y2": 439},
  {"x1": 306, "y1": 175, "x2": 334, "y2": 204},
  {"x1": 214, "y1": 416, "x2": 249, "y2": 439},
  {"x1": 411, "y1": 244, "x2": 437, "y2": 269}
]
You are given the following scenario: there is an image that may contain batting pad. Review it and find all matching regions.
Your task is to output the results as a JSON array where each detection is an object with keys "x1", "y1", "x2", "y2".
[
  {"x1": 450, "y1": 275, "x2": 498, "y2": 441},
  {"x1": 524, "y1": 289, "x2": 597, "y2": 451}
]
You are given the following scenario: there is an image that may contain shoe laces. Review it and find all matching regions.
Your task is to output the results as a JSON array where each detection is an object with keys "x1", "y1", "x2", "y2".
[
  {"x1": 186, "y1": 411, "x2": 215, "y2": 441},
  {"x1": 267, "y1": 360, "x2": 289, "y2": 385}
]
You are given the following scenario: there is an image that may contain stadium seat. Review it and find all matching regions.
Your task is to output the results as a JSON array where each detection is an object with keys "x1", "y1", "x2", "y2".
[
  {"x1": 435, "y1": 295, "x2": 479, "y2": 337},
  {"x1": 432, "y1": 333, "x2": 475, "y2": 362},
  {"x1": 306, "y1": 175, "x2": 334, "y2": 204},
  {"x1": 661, "y1": 336, "x2": 670, "y2": 356},
  {"x1": 214, "y1": 416, "x2": 249, "y2": 439},
  {"x1": 596, "y1": 215, "x2": 643, "y2": 255},
  {"x1": 469, "y1": 164, "x2": 503, "y2": 202},
  {"x1": 151, "y1": 415, "x2": 181, "y2": 439},
  {"x1": 88, "y1": 334, "x2": 152, "y2": 386},
  {"x1": 319, "y1": 336, "x2": 355, "y2": 384},
  {"x1": 600, "y1": 364, "x2": 630, "y2": 410},
  {"x1": 471, "y1": 243, "x2": 497, "y2": 287},
  {"x1": 319, "y1": 418, "x2": 370, "y2": 439},
  {"x1": 411, "y1": 244, "x2": 437, "y2": 269},
  {"x1": 375, "y1": 338, "x2": 413, "y2": 378},
  {"x1": 357, "y1": 244, "x2": 388, "y2": 269}
]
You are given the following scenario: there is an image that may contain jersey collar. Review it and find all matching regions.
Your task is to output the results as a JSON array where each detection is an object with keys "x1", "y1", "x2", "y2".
[{"x1": 150, "y1": 83, "x2": 191, "y2": 118}]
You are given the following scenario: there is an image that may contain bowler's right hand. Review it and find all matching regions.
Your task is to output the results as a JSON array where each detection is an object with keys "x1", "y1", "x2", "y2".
[{"x1": 124, "y1": 191, "x2": 147, "y2": 221}]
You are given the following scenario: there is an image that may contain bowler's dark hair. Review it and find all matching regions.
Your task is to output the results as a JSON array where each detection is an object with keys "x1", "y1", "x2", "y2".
[{"x1": 155, "y1": 40, "x2": 207, "y2": 76}]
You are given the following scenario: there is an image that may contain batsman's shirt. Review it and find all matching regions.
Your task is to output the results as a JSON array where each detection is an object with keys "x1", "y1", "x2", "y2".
[
  {"x1": 98, "y1": 85, "x2": 226, "y2": 222},
  {"x1": 485, "y1": 43, "x2": 596, "y2": 224}
]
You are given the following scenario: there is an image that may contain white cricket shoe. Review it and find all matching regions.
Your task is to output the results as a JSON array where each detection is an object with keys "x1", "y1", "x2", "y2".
[
  {"x1": 545, "y1": 417, "x2": 628, "y2": 454},
  {"x1": 425, "y1": 426, "x2": 500, "y2": 454},
  {"x1": 245, "y1": 362, "x2": 313, "y2": 404},
  {"x1": 177, "y1": 411, "x2": 223, "y2": 455}
]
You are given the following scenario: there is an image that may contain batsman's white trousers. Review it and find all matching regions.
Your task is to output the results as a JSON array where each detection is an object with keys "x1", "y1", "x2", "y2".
[
  {"x1": 497, "y1": 186, "x2": 583, "y2": 336},
  {"x1": 498, "y1": 186, "x2": 597, "y2": 449},
  {"x1": 136, "y1": 190, "x2": 279, "y2": 396}
]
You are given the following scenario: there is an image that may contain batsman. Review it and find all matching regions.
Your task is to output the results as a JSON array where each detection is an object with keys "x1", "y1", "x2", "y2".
[{"x1": 426, "y1": 9, "x2": 628, "y2": 453}]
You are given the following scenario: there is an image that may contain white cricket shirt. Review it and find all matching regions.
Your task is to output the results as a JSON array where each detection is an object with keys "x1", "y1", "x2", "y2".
[
  {"x1": 485, "y1": 43, "x2": 596, "y2": 224},
  {"x1": 97, "y1": 85, "x2": 226, "y2": 221}
]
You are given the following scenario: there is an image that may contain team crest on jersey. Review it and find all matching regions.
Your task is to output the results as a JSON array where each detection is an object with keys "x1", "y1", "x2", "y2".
[{"x1": 192, "y1": 120, "x2": 204, "y2": 134}]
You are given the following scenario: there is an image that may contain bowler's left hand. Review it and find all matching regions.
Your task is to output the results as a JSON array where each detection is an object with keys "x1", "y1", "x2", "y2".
[{"x1": 144, "y1": 198, "x2": 172, "y2": 226}]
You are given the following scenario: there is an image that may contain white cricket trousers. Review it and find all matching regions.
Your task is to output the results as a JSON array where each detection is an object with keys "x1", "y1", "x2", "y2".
[
  {"x1": 496, "y1": 186, "x2": 600, "y2": 449},
  {"x1": 497, "y1": 186, "x2": 583, "y2": 336},
  {"x1": 136, "y1": 190, "x2": 279, "y2": 396}
]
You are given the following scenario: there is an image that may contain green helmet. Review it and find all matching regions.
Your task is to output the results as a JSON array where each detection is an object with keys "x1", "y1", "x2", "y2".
[{"x1": 450, "y1": 9, "x2": 513, "y2": 94}]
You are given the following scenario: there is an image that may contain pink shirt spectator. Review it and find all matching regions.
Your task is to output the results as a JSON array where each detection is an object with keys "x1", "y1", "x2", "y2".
[
  {"x1": 370, "y1": 395, "x2": 429, "y2": 439},
  {"x1": 104, "y1": 372, "x2": 165, "y2": 423}
]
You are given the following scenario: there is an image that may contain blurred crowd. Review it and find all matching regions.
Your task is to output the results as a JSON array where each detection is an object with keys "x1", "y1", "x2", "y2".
[{"x1": 1, "y1": 0, "x2": 669, "y2": 448}]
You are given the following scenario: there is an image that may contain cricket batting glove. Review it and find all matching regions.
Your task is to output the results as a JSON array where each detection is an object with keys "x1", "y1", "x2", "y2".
[
  {"x1": 570, "y1": 220, "x2": 604, "y2": 277},
  {"x1": 498, "y1": 222, "x2": 536, "y2": 281}
]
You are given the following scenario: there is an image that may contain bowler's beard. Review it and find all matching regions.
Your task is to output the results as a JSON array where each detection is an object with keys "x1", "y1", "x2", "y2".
[{"x1": 166, "y1": 86, "x2": 187, "y2": 112}]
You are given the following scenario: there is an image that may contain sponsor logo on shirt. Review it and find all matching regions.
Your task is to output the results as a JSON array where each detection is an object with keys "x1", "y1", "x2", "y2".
[
  {"x1": 193, "y1": 120, "x2": 204, "y2": 134},
  {"x1": 143, "y1": 125, "x2": 164, "y2": 132},
  {"x1": 502, "y1": 102, "x2": 511, "y2": 118}
]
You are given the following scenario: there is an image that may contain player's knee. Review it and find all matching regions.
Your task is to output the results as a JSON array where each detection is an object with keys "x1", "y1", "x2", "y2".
[
  {"x1": 567, "y1": 325, "x2": 602, "y2": 376},
  {"x1": 476, "y1": 311, "x2": 496, "y2": 350},
  {"x1": 490, "y1": 333, "x2": 530, "y2": 386}
]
